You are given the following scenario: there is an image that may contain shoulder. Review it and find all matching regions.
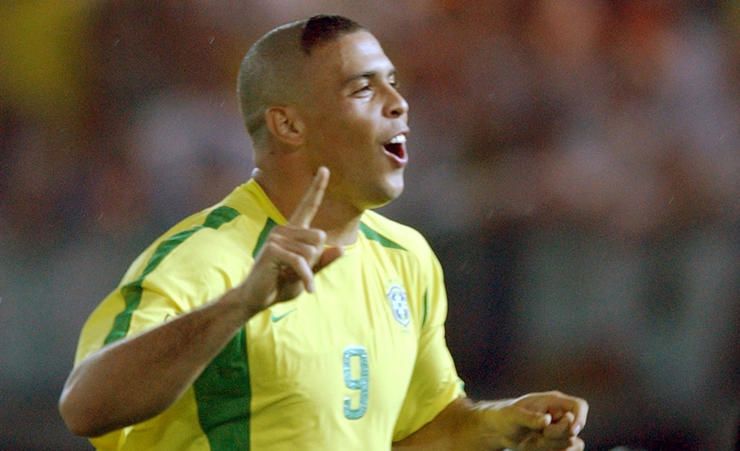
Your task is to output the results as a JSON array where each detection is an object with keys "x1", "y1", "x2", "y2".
[
  {"x1": 118, "y1": 199, "x2": 270, "y2": 307},
  {"x1": 140, "y1": 205, "x2": 248, "y2": 269},
  {"x1": 123, "y1": 180, "x2": 280, "y2": 284},
  {"x1": 137, "y1": 181, "x2": 278, "y2": 272},
  {"x1": 360, "y1": 210, "x2": 435, "y2": 260},
  {"x1": 158, "y1": 205, "x2": 250, "y2": 265}
]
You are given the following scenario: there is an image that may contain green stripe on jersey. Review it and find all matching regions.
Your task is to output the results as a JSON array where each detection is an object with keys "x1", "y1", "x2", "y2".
[
  {"x1": 194, "y1": 217, "x2": 277, "y2": 450},
  {"x1": 421, "y1": 290, "x2": 429, "y2": 328},
  {"x1": 194, "y1": 328, "x2": 250, "y2": 450},
  {"x1": 359, "y1": 222, "x2": 405, "y2": 250},
  {"x1": 103, "y1": 206, "x2": 240, "y2": 345},
  {"x1": 252, "y1": 218, "x2": 277, "y2": 257}
]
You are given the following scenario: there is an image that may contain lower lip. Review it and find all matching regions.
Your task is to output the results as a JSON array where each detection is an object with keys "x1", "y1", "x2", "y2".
[{"x1": 383, "y1": 144, "x2": 408, "y2": 168}]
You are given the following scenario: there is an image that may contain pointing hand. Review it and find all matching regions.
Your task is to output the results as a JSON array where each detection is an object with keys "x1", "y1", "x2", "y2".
[{"x1": 237, "y1": 167, "x2": 343, "y2": 312}]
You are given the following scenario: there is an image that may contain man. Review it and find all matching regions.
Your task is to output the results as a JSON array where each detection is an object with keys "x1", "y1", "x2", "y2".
[{"x1": 60, "y1": 15, "x2": 588, "y2": 450}]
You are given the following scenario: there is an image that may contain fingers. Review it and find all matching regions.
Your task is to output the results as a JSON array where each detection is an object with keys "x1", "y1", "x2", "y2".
[
  {"x1": 543, "y1": 412, "x2": 575, "y2": 440},
  {"x1": 271, "y1": 228, "x2": 327, "y2": 263},
  {"x1": 261, "y1": 224, "x2": 343, "y2": 294},
  {"x1": 520, "y1": 411, "x2": 584, "y2": 450},
  {"x1": 551, "y1": 436, "x2": 584, "y2": 451},
  {"x1": 269, "y1": 227, "x2": 326, "y2": 291},
  {"x1": 569, "y1": 397, "x2": 588, "y2": 436},
  {"x1": 570, "y1": 436, "x2": 585, "y2": 451},
  {"x1": 263, "y1": 242, "x2": 317, "y2": 293},
  {"x1": 520, "y1": 433, "x2": 573, "y2": 450},
  {"x1": 481, "y1": 396, "x2": 588, "y2": 451},
  {"x1": 546, "y1": 394, "x2": 587, "y2": 436},
  {"x1": 274, "y1": 167, "x2": 337, "y2": 295},
  {"x1": 516, "y1": 391, "x2": 589, "y2": 437},
  {"x1": 509, "y1": 405, "x2": 552, "y2": 431},
  {"x1": 242, "y1": 167, "x2": 338, "y2": 308},
  {"x1": 289, "y1": 166, "x2": 329, "y2": 228}
]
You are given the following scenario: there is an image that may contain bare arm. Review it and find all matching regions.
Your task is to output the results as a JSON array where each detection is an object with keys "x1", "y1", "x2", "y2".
[
  {"x1": 392, "y1": 392, "x2": 588, "y2": 451},
  {"x1": 59, "y1": 288, "x2": 256, "y2": 436},
  {"x1": 59, "y1": 167, "x2": 341, "y2": 437}
]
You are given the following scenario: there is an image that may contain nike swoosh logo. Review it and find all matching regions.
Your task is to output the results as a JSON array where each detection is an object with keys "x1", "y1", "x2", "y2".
[{"x1": 270, "y1": 309, "x2": 296, "y2": 323}]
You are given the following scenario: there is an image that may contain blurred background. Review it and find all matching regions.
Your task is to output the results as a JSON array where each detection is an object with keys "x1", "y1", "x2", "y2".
[{"x1": 1, "y1": 1, "x2": 737, "y2": 449}]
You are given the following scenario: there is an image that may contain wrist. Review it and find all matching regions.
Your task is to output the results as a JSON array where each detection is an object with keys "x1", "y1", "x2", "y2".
[
  {"x1": 221, "y1": 286, "x2": 263, "y2": 323},
  {"x1": 470, "y1": 399, "x2": 514, "y2": 451}
]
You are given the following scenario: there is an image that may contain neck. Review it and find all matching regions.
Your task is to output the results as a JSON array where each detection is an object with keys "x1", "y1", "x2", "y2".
[
  {"x1": 253, "y1": 165, "x2": 362, "y2": 247},
  {"x1": 311, "y1": 197, "x2": 362, "y2": 247}
]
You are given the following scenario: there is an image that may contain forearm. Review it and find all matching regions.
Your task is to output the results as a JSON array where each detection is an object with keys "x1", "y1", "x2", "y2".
[
  {"x1": 59, "y1": 287, "x2": 256, "y2": 437},
  {"x1": 393, "y1": 392, "x2": 588, "y2": 451},
  {"x1": 392, "y1": 397, "x2": 507, "y2": 451}
]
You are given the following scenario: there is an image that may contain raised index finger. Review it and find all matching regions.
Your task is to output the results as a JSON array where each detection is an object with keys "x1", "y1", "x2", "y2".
[{"x1": 288, "y1": 166, "x2": 329, "y2": 228}]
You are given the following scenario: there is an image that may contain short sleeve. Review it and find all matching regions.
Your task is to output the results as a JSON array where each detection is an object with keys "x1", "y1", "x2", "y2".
[
  {"x1": 392, "y1": 252, "x2": 465, "y2": 441},
  {"x1": 74, "y1": 274, "x2": 189, "y2": 365},
  {"x1": 74, "y1": 227, "x2": 243, "y2": 365}
]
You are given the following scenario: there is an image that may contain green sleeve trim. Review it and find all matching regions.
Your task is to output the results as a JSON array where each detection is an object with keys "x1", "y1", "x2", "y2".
[
  {"x1": 103, "y1": 206, "x2": 241, "y2": 345},
  {"x1": 359, "y1": 222, "x2": 406, "y2": 250},
  {"x1": 252, "y1": 217, "x2": 277, "y2": 258},
  {"x1": 421, "y1": 290, "x2": 429, "y2": 328}
]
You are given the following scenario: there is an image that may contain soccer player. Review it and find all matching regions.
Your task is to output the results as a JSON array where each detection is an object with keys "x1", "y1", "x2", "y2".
[{"x1": 60, "y1": 15, "x2": 588, "y2": 450}]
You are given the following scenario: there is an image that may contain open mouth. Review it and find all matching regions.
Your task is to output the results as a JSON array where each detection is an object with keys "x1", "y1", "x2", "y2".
[{"x1": 383, "y1": 133, "x2": 407, "y2": 162}]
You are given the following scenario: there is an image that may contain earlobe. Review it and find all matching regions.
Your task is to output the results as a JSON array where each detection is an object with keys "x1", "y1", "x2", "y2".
[{"x1": 265, "y1": 106, "x2": 305, "y2": 146}]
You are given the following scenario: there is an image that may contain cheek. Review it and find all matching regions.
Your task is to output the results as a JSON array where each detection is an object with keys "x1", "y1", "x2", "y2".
[
  {"x1": 307, "y1": 104, "x2": 379, "y2": 164},
  {"x1": 334, "y1": 103, "x2": 376, "y2": 136},
  {"x1": 327, "y1": 120, "x2": 376, "y2": 157},
  {"x1": 312, "y1": 113, "x2": 356, "y2": 146}
]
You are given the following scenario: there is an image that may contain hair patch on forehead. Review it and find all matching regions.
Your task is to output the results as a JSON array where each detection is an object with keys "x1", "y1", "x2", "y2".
[{"x1": 300, "y1": 15, "x2": 363, "y2": 55}]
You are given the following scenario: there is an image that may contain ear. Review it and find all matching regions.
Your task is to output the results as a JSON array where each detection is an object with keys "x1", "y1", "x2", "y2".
[{"x1": 264, "y1": 106, "x2": 305, "y2": 146}]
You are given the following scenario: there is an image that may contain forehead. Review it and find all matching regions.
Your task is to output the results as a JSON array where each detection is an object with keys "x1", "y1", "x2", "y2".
[{"x1": 307, "y1": 31, "x2": 393, "y2": 84}]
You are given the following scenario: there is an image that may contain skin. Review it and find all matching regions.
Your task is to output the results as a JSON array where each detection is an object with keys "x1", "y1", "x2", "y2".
[
  {"x1": 59, "y1": 28, "x2": 588, "y2": 450},
  {"x1": 253, "y1": 30, "x2": 409, "y2": 246},
  {"x1": 393, "y1": 395, "x2": 587, "y2": 451}
]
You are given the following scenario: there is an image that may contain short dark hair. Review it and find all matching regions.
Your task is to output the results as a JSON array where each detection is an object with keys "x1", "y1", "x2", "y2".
[
  {"x1": 238, "y1": 15, "x2": 365, "y2": 145},
  {"x1": 300, "y1": 15, "x2": 363, "y2": 55}
]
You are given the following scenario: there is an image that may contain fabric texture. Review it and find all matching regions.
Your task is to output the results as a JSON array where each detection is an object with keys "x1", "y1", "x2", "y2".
[{"x1": 75, "y1": 179, "x2": 464, "y2": 450}]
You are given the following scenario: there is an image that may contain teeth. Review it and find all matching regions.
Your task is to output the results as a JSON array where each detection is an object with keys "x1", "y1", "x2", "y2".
[{"x1": 388, "y1": 134, "x2": 406, "y2": 144}]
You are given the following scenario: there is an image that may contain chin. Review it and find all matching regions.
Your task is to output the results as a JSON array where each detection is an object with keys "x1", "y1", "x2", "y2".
[
  {"x1": 364, "y1": 179, "x2": 404, "y2": 210},
  {"x1": 386, "y1": 180, "x2": 404, "y2": 201}
]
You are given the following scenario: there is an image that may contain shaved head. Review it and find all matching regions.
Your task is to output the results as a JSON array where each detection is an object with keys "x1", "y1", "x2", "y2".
[{"x1": 237, "y1": 15, "x2": 363, "y2": 147}]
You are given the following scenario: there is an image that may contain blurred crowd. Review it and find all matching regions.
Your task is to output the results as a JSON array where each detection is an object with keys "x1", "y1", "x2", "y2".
[{"x1": 1, "y1": 1, "x2": 737, "y2": 449}]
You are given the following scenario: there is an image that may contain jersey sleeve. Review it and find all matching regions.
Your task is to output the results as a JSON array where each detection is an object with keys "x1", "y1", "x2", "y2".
[
  {"x1": 74, "y1": 281, "x2": 186, "y2": 365},
  {"x1": 72, "y1": 252, "x2": 197, "y2": 451},
  {"x1": 392, "y1": 250, "x2": 465, "y2": 442},
  {"x1": 74, "y1": 225, "x2": 246, "y2": 365}
]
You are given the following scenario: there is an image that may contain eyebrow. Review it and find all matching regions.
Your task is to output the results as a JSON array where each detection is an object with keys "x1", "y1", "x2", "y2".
[{"x1": 341, "y1": 68, "x2": 397, "y2": 87}]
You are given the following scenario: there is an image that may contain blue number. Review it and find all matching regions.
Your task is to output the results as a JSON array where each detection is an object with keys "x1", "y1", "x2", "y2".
[{"x1": 342, "y1": 346, "x2": 369, "y2": 420}]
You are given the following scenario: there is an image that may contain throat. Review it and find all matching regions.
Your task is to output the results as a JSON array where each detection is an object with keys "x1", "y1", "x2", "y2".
[
  {"x1": 311, "y1": 196, "x2": 363, "y2": 247},
  {"x1": 319, "y1": 217, "x2": 362, "y2": 247}
]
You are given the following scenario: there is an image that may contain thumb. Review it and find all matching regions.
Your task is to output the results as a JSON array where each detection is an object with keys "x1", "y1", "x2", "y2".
[{"x1": 314, "y1": 246, "x2": 343, "y2": 272}]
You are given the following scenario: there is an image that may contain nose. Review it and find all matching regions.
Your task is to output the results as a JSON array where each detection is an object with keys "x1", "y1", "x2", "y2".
[{"x1": 383, "y1": 86, "x2": 409, "y2": 119}]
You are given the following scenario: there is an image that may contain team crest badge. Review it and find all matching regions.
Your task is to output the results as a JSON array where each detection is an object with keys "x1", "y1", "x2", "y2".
[{"x1": 387, "y1": 284, "x2": 410, "y2": 327}]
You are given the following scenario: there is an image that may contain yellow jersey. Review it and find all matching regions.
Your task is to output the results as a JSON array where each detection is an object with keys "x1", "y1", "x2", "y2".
[{"x1": 75, "y1": 179, "x2": 464, "y2": 450}]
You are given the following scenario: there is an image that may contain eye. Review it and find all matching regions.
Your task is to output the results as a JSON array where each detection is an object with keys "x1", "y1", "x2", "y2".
[{"x1": 352, "y1": 85, "x2": 373, "y2": 97}]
